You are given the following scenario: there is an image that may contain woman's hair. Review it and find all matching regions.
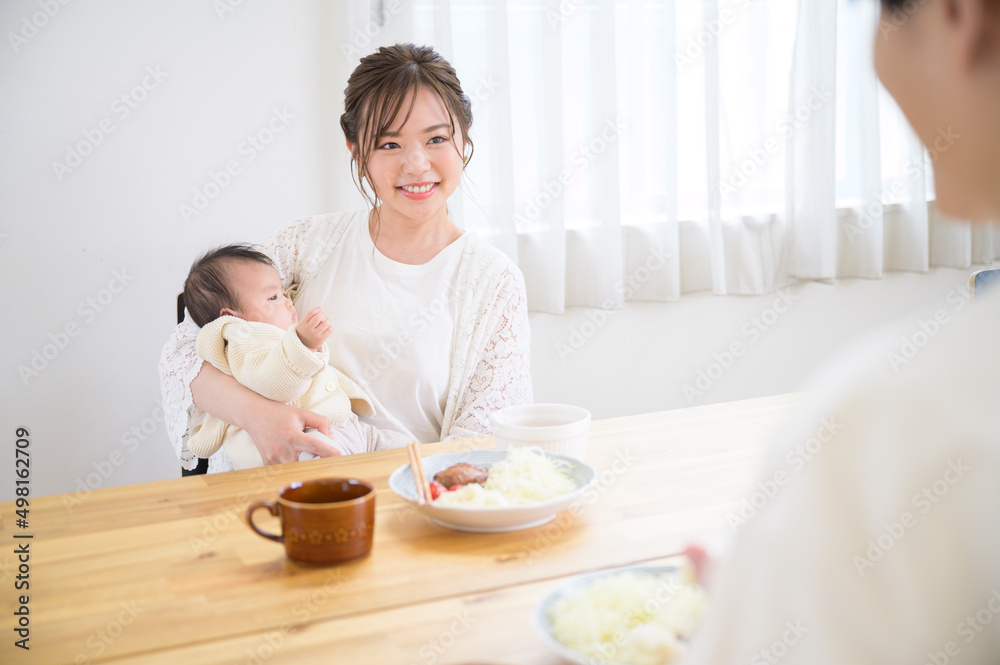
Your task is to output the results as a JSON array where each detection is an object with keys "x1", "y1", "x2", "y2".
[
  {"x1": 882, "y1": 0, "x2": 997, "y2": 10},
  {"x1": 340, "y1": 43, "x2": 473, "y2": 222},
  {"x1": 183, "y1": 244, "x2": 274, "y2": 328}
]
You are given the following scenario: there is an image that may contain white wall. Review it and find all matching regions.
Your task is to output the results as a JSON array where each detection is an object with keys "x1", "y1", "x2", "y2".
[
  {"x1": 531, "y1": 267, "x2": 977, "y2": 419},
  {"x1": 0, "y1": 2, "x2": 984, "y2": 502},
  {"x1": 0, "y1": 0, "x2": 364, "y2": 502}
]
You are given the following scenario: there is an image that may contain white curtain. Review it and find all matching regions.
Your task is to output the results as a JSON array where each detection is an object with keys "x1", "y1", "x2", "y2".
[{"x1": 331, "y1": 0, "x2": 1000, "y2": 314}]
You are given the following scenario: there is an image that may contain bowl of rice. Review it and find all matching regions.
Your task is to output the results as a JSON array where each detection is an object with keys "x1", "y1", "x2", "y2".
[
  {"x1": 388, "y1": 447, "x2": 596, "y2": 533},
  {"x1": 533, "y1": 565, "x2": 709, "y2": 665}
]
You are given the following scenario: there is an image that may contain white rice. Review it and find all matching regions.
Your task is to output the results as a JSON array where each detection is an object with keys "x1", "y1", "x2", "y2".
[{"x1": 546, "y1": 568, "x2": 708, "y2": 665}]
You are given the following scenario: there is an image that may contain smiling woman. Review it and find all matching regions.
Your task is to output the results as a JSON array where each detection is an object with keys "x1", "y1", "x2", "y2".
[
  {"x1": 358, "y1": 86, "x2": 468, "y2": 263},
  {"x1": 340, "y1": 44, "x2": 473, "y2": 264},
  {"x1": 159, "y1": 43, "x2": 533, "y2": 474}
]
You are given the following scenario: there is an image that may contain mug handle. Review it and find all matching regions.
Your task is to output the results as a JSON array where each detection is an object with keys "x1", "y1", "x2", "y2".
[{"x1": 246, "y1": 500, "x2": 283, "y2": 543}]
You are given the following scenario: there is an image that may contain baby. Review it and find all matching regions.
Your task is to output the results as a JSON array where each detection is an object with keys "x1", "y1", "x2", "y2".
[{"x1": 182, "y1": 243, "x2": 407, "y2": 469}]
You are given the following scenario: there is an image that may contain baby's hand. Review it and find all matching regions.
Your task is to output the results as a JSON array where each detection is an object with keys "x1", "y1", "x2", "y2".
[{"x1": 295, "y1": 306, "x2": 333, "y2": 351}]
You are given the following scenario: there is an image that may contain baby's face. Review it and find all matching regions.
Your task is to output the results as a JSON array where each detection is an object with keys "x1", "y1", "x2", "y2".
[{"x1": 230, "y1": 261, "x2": 297, "y2": 329}]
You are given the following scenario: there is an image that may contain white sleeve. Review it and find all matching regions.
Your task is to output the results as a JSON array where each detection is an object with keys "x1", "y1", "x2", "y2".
[
  {"x1": 262, "y1": 217, "x2": 313, "y2": 290},
  {"x1": 443, "y1": 266, "x2": 533, "y2": 440},
  {"x1": 262, "y1": 213, "x2": 350, "y2": 296},
  {"x1": 158, "y1": 316, "x2": 206, "y2": 471},
  {"x1": 683, "y1": 379, "x2": 1000, "y2": 665}
]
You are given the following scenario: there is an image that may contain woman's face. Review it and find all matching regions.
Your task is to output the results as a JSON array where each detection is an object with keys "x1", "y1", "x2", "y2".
[{"x1": 362, "y1": 86, "x2": 466, "y2": 227}]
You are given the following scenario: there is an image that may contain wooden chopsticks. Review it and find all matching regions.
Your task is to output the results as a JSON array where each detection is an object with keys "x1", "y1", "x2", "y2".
[{"x1": 406, "y1": 442, "x2": 431, "y2": 505}]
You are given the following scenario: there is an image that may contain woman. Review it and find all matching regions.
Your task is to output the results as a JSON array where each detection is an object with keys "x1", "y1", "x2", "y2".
[
  {"x1": 160, "y1": 44, "x2": 532, "y2": 472},
  {"x1": 683, "y1": 1, "x2": 1000, "y2": 663}
]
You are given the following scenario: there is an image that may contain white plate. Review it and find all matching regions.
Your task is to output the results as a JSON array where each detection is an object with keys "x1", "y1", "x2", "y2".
[
  {"x1": 533, "y1": 565, "x2": 688, "y2": 665},
  {"x1": 388, "y1": 449, "x2": 596, "y2": 533}
]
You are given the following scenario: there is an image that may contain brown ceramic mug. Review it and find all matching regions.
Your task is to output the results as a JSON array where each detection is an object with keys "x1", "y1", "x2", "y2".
[{"x1": 246, "y1": 478, "x2": 375, "y2": 565}]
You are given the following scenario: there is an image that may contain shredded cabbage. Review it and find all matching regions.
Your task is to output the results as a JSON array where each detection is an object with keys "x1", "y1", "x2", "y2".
[
  {"x1": 546, "y1": 568, "x2": 708, "y2": 665},
  {"x1": 432, "y1": 447, "x2": 576, "y2": 507}
]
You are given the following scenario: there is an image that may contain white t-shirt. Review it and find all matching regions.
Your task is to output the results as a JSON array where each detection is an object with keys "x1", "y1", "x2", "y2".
[
  {"x1": 683, "y1": 287, "x2": 1000, "y2": 664},
  {"x1": 294, "y1": 210, "x2": 469, "y2": 445}
]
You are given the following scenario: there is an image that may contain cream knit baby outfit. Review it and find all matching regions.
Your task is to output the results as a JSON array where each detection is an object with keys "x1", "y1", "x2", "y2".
[
  {"x1": 160, "y1": 210, "x2": 533, "y2": 473},
  {"x1": 187, "y1": 316, "x2": 375, "y2": 469}
]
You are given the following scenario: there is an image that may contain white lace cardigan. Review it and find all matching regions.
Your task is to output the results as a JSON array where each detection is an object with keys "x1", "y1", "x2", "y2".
[{"x1": 159, "y1": 211, "x2": 533, "y2": 473}]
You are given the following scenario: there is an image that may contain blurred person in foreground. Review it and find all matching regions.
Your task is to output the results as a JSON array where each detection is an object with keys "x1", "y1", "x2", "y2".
[{"x1": 685, "y1": 0, "x2": 1000, "y2": 662}]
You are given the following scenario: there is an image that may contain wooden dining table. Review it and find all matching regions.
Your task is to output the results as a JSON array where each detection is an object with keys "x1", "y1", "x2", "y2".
[{"x1": 1, "y1": 392, "x2": 804, "y2": 664}]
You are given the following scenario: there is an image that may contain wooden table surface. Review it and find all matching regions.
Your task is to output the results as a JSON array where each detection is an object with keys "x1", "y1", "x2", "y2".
[{"x1": 1, "y1": 392, "x2": 803, "y2": 665}]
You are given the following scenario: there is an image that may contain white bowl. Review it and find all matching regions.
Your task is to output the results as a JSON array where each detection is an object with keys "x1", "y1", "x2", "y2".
[
  {"x1": 490, "y1": 404, "x2": 592, "y2": 460},
  {"x1": 533, "y1": 565, "x2": 689, "y2": 665},
  {"x1": 388, "y1": 449, "x2": 596, "y2": 533}
]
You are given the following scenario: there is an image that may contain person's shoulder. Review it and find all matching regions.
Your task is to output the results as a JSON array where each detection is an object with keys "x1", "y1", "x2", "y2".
[
  {"x1": 830, "y1": 284, "x2": 1000, "y2": 408},
  {"x1": 269, "y1": 210, "x2": 365, "y2": 242},
  {"x1": 461, "y1": 232, "x2": 524, "y2": 287},
  {"x1": 264, "y1": 210, "x2": 367, "y2": 278},
  {"x1": 805, "y1": 284, "x2": 997, "y2": 396},
  {"x1": 888, "y1": 286, "x2": 1000, "y2": 427},
  {"x1": 780, "y1": 287, "x2": 1000, "y2": 467},
  {"x1": 904, "y1": 285, "x2": 1000, "y2": 375}
]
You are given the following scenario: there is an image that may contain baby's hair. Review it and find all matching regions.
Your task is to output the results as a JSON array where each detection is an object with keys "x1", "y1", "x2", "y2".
[{"x1": 183, "y1": 244, "x2": 275, "y2": 328}]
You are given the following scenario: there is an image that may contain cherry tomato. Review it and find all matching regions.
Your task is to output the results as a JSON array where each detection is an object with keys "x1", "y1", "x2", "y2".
[
  {"x1": 428, "y1": 481, "x2": 446, "y2": 500},
  {"x1": 448, "y1": 484, "x2": 465, "y2": 492}
]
